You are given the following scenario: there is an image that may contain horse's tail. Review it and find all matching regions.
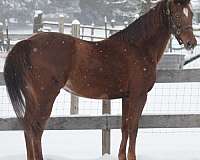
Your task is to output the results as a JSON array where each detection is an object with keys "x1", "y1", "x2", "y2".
[{"x1": 4, "y1": 40, "x2": 32, "y2": 124}]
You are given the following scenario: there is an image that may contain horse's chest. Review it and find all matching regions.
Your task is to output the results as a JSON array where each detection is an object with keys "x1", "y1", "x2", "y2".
[
  {"x1": 143, "y1": 68, "x2": 156, "y2": 91},
  {"x1": 142, "y1": 64, "x2": 157, "y2": 91},
  {"x1": 131, "y1": 62, "x2": 156, "y2": 93}
]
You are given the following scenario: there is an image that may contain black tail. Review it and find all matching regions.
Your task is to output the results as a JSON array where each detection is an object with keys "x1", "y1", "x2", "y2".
[{"x1": 4, "y1": 40, "x2": 32, "y2": 124}]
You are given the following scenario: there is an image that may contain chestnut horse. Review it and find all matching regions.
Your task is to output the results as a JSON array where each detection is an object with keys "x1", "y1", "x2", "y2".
[{"x1": 4, "y1": 0, "x2": 197, "y2": 159}]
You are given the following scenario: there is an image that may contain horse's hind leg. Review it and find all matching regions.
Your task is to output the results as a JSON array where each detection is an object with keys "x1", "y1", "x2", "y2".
[
  {"x1": 24, "y1": 130, "x2": 34, "y2": 159},
  {"x1": 23, "y1": 85, "x2": 60, "y2": 160},
  {"x1": 24, "y1": 122, "x2": 43, "y2": 160},
  {"x1": 118, "y1": 97, "x2": 129, "y2": 160}
]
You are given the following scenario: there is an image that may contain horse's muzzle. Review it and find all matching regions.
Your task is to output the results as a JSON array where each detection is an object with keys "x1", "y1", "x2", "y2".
[{"x1": 184, "y1": 37, "x2": 197, "y2": 51}]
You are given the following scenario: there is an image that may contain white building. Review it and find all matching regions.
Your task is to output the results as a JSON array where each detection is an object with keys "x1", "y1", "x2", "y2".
[{"x1": 192, "y1": 0, "x2": 200, "y2": 23}]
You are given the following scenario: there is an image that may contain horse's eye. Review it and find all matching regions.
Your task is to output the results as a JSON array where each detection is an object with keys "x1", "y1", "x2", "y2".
[{"x1": 191, "y1": 12, "x2": 194, "y2": 18}]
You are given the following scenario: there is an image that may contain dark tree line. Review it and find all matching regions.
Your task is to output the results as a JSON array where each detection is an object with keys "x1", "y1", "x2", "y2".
[{"x1": 0, "y1": 0, "x2": 150, "y2": 25}]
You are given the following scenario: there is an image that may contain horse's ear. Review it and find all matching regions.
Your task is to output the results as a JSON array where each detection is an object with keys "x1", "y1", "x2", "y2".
[{"x1": 174, "y1": 0, "x2": 190, "y2": 5}]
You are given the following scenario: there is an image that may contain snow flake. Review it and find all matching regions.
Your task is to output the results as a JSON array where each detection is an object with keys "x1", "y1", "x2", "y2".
[
  {"x1": 33, "y1": 48, "x2": 38, "y2": 52},
  {"x1": 87, "y1": 84, "x2": 91, "y2": 87}
]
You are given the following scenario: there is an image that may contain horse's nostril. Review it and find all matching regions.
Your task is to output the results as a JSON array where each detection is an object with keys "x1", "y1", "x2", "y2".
[
  {"x1": 187, "y1": 41, "x2": 191, "y2": 45},
  {"x1": 187, "y1": 41, "x2": 193, "y2": 48}
]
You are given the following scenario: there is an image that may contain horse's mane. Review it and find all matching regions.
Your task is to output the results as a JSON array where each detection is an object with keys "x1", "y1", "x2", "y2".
[{"x1": 110, "y1": 0, "x2": 168, "y2": 46}]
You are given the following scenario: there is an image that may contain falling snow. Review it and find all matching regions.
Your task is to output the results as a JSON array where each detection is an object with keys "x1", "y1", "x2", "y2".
[{"x1": 33, "y1": 48, "x2": 38, "y2": 52}]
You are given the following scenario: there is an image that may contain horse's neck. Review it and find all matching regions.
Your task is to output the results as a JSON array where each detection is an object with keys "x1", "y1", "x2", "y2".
[
  {"x1": 112, "y1": 1, "x2": 171, "y2": 63},
  {"x1": 145, "y1": 25, "x2": 171, "y2": 63},
  {"x1": 143, "y1": 3, "x2": 171, "y2": 62}
]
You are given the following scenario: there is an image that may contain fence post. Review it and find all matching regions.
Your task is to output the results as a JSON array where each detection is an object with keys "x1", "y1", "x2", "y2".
[
  {"x1": 59, "y1": 14, "x2": 65, "y2": 33},
  {"x1": 110, "y1": 19, "x2": 115, "y2": 35},
  {"x1": 102, "y1": 100, "x2": 111, "y2": 155},
  {"x1": 124, "y1": 21, "x2": 128, "y2": 28},
  {"x1": 71, "y1": 20, "x2": 80, "y2": 38},
  {"x1": 81, "y1": 27, "x2": 84, "y2": 39},
  {"x1": 70, "y1": 19, "x2": 80, "y2": 115},
  {"x1": 33, "y1": 10, "x2": 43, "y2": 33},
  {"x1": 5, "y1": 19, "x2": 10, "y2": 51},
  {"x1": 104, "y1": 16, "x2": 108, "y2": 38},
  {"x1": 134, "y1": 14, "x2": 140, "y2": 21},
  {"x1": 0, "y1": 22, "x2": 4, "y2": 50},
  {"x1": 91, "y1": 22, "x2": 95, "y2": 41},
  {"x1": 169, "y1": 36, "x2": 172, "y2": 52}
]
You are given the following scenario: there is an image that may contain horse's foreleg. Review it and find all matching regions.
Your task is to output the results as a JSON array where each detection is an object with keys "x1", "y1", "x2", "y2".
[
  {"x1": 118, "y1": 97, "x2": 129, "y2": 160},
  {"x1": 127, "y1": 94, "x2": 147, "y2": 160}
]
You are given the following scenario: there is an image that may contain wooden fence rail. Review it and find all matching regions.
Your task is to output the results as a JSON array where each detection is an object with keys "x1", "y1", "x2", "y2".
[{"x1": 1, "y1": 114, "x2": 200, "y2": 131}]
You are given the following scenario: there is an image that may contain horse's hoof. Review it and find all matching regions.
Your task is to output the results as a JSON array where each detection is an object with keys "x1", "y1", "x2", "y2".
[
  {"x1": 128, "y1": 158, "x2": 136, "y2": 160},
  {"x1": 128, "y1": 154, "x2": 136, "y2": 160},
  {"x1": 118, "y1": 154, "x2": 126, "y2": 160}
]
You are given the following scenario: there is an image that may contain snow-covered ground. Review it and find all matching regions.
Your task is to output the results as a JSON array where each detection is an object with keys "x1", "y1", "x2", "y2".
[{"x1": 1, "y1": 129, "x2": 200, "y2": 160}]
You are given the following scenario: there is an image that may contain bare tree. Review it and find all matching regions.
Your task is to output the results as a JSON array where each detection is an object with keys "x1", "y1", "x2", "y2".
[{"x1": 140, "y1": 0, "x2": 151, "y2": 16}]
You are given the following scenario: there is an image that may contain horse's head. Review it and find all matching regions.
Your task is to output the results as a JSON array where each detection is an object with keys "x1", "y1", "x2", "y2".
[{"x1": 166, "y1": 0, "x2": 197, "y2": 50}]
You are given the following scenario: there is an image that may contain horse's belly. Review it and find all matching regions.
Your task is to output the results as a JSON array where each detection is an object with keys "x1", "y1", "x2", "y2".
[{"x1": 63, "y1": 79, "x2": 127, "y2": 99}]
